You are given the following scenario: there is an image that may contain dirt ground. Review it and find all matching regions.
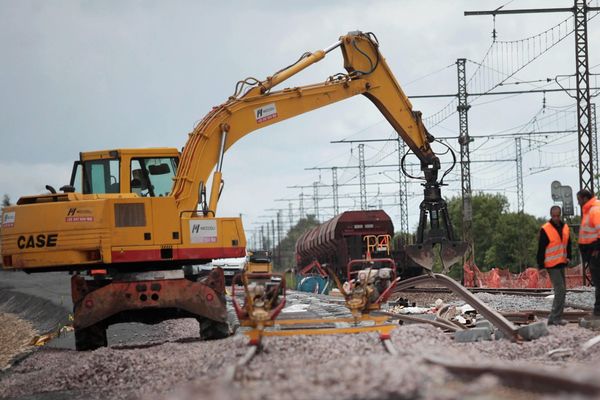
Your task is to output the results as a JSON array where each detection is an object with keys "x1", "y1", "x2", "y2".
[{"x1": 0, "y1": 312, "x2": 36, "y2": 370}]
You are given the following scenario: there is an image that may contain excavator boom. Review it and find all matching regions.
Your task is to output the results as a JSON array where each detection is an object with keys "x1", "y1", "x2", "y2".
[{"x1": 172, "y1": 32, "x2": 437, "y2": 213}]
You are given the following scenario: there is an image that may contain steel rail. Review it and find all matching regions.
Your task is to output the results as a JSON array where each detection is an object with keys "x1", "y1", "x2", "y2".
[
  {"x1": 381, "y1": 338, "x2": 398, "y2": 355},
  {"x1": 375, "y1": 311, "x2": 461, "y2": 332},
  {"x1": 425, "y1": 355, "x2": 600, "y2": 396},
  {"x1": 398, "y1": 286, "x2": 590, "y2": 296},
  {"x1": 499, "y1": 311, "x2": 536, "y2": 325},
  {"x1": 520, "y1": 309, "x2": 592, "y2": 322},
  {"x1": 222, "y1": 344, "x2": 260, "y2": 382},
  {"x1": 474, "y1": 290, "x2": 553, "y2": 297},
  {"x1": 565, "y1": 302, "x2": 594, "y2": 311}
]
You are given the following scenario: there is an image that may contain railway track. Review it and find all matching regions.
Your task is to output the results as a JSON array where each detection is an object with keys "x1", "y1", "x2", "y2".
[
  {"x1": 400, "y1": 286, "x2": 587, "y2": 297},
  {"x1": 224, "y1": 273, "x2": 533, "y2": 382},
  {"x1": 224, "y1": 325, "x2": 400, "y2": 382},
  {"x1": 425, "y1": 355, "x2": 600, "y2": 397},
  {"x1": 222, "y1": 272, "x2": 596, "y2": 386},
  {"x1": 391, "y1": 274, "x2": 521, "y2": 340},
  {"x1": 4, "y1": 275, "x2": 598, "y2": 399},
  {"x1": 506, "y1": 309, "x2": 592, "y2": 322}
]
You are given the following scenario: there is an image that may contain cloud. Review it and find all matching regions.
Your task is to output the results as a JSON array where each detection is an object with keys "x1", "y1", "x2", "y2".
[
  {"x1": 1, "y1": 0, "x2": 597, "y2": 237},
  {"x1": 0, "y1": 162, "x2": 72, "y2": 202}
]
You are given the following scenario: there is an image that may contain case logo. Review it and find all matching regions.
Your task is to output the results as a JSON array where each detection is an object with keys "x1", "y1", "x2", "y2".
[{"x1": 17, "y1": 234, "x2": 58, "y2": 249}]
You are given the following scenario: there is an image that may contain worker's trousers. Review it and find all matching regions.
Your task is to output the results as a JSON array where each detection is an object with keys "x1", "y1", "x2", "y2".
[
  {"x1": 547, "y1": 266, "x2": 566, "y2": 323},
  {"x1": 590, "y1": 254, "x2": 600, "y2": 316}
]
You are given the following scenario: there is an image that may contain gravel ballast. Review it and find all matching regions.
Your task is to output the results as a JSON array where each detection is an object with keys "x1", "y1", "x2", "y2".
[{"x1": 2, "y1": 287, "x2": 600, "y2": 400}]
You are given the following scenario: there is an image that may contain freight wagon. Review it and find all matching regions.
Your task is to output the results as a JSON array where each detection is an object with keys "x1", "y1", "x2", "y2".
[{"x1": 295, "y1": 210, "x2": 423, "y2": 280}]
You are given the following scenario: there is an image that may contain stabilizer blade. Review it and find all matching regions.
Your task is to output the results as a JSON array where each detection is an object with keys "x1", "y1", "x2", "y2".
[
  {"x1": 405, "y1": 243, "x2": 435, "y2": 271},
  {"x1": 440, "y1": 241, "x2": 468, "y2": 271}
]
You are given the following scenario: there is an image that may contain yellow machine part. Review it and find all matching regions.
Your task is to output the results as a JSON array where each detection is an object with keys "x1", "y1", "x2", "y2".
[
  {"x1": 1, "y1": 195, "x2": 246, "y2": 270},
  {"x1": 242, "y1": 314, "x2": 396, "y2": 344},
  {"x1": 245, "y1": 261, "x2": 272, "y2": 274}
]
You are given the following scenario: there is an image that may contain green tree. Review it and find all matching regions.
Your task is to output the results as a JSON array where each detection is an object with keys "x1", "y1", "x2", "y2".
[
  {"x1": 272, "y1": 215, "x2": 320, "y2": 271},
  {"x1": 483, "y1": 212, "x2": 544, "y2": 273},
  {"x1": 448, "y1": 193, "x2": 509, "y2": 270},
  {"x1": 392, "y1": 231, "x2": 414, "y2": 248}
]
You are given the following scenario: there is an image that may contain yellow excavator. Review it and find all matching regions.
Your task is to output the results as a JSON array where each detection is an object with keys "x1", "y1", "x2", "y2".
[{"x1": 0, "y1": 31, "x2": 466, "y2": 349}]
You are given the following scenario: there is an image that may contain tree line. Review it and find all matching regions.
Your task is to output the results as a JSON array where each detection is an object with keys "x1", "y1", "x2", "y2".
[{"x1": 447, "y1": 193, "x2": 547, "y2": 273}]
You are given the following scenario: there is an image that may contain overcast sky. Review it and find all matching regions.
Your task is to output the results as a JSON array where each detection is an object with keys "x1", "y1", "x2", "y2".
[{"x1": 1, "y1": 0, "x2": 599, "y2": 245}]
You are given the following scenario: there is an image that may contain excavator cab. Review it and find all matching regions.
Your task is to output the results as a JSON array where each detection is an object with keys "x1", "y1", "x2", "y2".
[{"x1": 66, "y1": 148, "x2": 180, "y2": 196}]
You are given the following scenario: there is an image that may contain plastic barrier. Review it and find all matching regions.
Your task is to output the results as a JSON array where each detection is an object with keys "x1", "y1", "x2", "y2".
[{"x1": 463, "y1": 263, "x2": 589, "y2": 289}]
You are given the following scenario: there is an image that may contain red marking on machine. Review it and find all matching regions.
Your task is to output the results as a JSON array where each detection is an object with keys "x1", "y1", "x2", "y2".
[
  {"x1": 65, "y1": 216, "x2": 94, "y2": 223},
  {"x1": 255, "y1": 103, "x2": 278, "y2": 123}
]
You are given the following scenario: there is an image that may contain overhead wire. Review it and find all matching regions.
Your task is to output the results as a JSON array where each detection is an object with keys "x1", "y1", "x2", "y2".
[
  {"x1": 403, "y1": 63, "x2": 456, "y2": 87},
  {"x1": 258, "y1": 4, "x2": 600, "y2": 225},
  {"x1": 424, "y1": 13, "x2": 579, "y2": 128}
]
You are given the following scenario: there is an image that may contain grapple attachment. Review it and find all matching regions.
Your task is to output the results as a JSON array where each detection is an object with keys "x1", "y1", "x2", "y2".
[
  {"x1": 406, "y1": 182, "x2": 468, "y2": 271},
  {"x1": 440, "y1": 241, "x2": 469, "y2": 270}
]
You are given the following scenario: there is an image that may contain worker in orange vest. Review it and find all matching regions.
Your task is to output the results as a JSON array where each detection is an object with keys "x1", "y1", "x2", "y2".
[
  {"x1": 577, "y1": 189, "x2": 600, "y2": 319},
  {"x1": 537, "y1": 205, "x2": 571, "y2": 325}
]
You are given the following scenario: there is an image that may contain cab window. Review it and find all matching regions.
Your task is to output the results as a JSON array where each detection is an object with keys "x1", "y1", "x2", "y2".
[
  {"x1": 130, "y1": 157, "x2": 177, "y2": 197},
  {"x1": 78, "y1": 159, "x2": 120, "y2": 194}
]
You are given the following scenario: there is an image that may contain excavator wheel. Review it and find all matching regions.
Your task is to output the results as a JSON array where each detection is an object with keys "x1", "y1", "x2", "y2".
[
  {"x1": 198, "y1": 318, "x2": 230, "y2": 340},
  {"x1": 75, "y1": 323, "x2": 108, "y2": 351}
]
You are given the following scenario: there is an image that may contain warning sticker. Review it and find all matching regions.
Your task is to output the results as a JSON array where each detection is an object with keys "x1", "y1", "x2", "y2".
[
  {"x1": 65, "y1": 207, "x2": 95, "y2": 223},
  {"x1": 189, "y1": 220, "x2": 218, "y2": 243},
  {"x1": 255, "y1": 103, "x2": 278, "y2": 124},
  {"x1": 1, "y1": 211, "x2": 15, "y2": 228}
]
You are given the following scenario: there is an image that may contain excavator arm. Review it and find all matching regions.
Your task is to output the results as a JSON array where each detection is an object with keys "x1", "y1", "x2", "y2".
[
  {"x1": 172, "y1": 31, "x2": 465, "y2": 270},
  {"x1": 173, "y1": 32, "x2": 437, "y2": 211}
]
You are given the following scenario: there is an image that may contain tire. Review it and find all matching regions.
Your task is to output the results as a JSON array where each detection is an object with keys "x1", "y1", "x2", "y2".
[
  {"x1": 75, "y1": 324, "x2": 108, "y2": 351},
  {"x1": 198, "y1": 318, "x2": 230, "y2": 340}
]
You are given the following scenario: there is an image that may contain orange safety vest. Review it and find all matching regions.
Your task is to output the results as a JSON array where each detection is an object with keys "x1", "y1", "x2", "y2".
[
  {"x1": 579, "y1": 197, "x2": 600, "y2": 245},
  {"x1": 541, "y1": 222, "x2": 569, "y2": 268}
]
